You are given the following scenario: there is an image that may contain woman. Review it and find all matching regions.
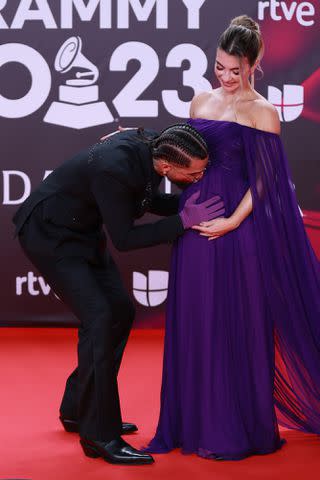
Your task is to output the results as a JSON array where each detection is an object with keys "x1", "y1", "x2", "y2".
[{"x1": 145, "y1": 15, "x2": 320, "y2": 460}]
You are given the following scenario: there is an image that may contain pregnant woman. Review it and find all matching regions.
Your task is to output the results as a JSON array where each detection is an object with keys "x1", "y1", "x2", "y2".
[{"x1": 146, "y1": 15, "x2": 320, "y2": 460}]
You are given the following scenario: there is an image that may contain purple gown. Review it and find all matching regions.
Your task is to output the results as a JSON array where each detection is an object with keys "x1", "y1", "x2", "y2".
[{"x1": 145, "y1": 119, "x2": 320, "y2": 460}]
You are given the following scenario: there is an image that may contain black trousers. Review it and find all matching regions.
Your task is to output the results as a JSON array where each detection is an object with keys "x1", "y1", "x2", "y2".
[{"x1": 18, "y1": 209, "x2": 135, "y2": 442}]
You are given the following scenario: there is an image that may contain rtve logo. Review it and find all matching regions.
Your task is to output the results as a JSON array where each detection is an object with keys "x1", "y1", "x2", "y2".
[
  {"x1": 268, "y1": 85, "x2": 304, "y2": 122},
  {"x1": 133, "y1": 270, "x2": 169, "y2": 307},
  {"x1": 16, "y1": 271, "x2": 59, "y2": 298},
  {"x1": 258, "y1": 1, "x2": 315, "y2": 26}
]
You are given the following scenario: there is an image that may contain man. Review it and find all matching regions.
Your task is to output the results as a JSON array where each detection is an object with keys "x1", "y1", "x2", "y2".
[{"x1": 13, "y1": 124, "x2": 224, "y2": 465}]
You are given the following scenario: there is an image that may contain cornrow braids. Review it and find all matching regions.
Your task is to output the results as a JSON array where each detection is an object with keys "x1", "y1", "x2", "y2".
[
  {"x1": 159, "y1": 123, "x2": 207, "y2": 150},
  {"x1": 150, "y1": 123, "x2": 208, "y2": 167}
]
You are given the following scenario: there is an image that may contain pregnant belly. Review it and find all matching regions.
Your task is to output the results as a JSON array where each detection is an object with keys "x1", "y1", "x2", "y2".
[{"x1": 179, "y1": 167, "x2": 249, "y2": 218}]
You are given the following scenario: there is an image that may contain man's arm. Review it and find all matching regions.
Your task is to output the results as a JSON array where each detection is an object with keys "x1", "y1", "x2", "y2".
[
  {"x1": 91, "y1": 174, "x2": 184, "y2": 251},
  {"x1": 149, "y1": 192, "x2": 180, "y2": 216}
]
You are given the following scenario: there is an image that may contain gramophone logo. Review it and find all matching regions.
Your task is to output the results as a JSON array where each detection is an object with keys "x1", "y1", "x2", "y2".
[
  {"x1": 44, "y1": 36, "x2": 113, "y2": 129},
  {"x1": 268, "y1": 85, "x2": 304, "y2": 122}
]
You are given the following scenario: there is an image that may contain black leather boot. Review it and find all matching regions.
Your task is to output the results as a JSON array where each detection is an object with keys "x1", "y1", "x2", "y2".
[{"x1": 80, "y1": 437, "x2": 154, "y2": 465}]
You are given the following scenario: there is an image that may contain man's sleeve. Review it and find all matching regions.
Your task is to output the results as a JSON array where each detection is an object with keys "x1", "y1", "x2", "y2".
[
  {"x1": 91, "y1": 174, "x2": 184, "y2": 251},
  {"x1": 149, "y1": 192, "x2": 181, "y2": 216}
]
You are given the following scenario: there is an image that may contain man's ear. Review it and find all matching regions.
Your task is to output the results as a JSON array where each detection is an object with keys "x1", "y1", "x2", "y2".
[
  {"x1": 157, "y1": 159, "x2": 171, "y2": 175},
  {"x1": 162, "y1": 162, "x2": 171, "y2": 174}
]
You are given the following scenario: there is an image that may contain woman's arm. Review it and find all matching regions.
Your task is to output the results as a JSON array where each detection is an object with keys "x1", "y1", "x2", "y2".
[
  {"x1": 192, "y1": 188, "x2": 252, "y2": 240},
  {"x1": 229, "y1": 188, "x2": 253, "y2": 227}
]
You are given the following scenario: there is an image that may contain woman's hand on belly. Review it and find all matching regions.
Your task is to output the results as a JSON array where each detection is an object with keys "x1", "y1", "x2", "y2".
[{"x1": 192, "y1": 216, "x2": 239, "y2": 240}]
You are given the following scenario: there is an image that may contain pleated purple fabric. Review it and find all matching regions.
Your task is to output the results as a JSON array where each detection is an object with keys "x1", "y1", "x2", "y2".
[{"x1": 145, "y1": 119, "x2": 320, "y2": 460}]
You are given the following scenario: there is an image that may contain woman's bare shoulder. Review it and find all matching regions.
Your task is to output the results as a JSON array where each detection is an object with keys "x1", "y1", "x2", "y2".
[
  {"x1": 190, "y1": 89, "x2": 220, "y2": 118},
  {"x1": 251, "y1": 97, "x2": 281, "y2": 134}
]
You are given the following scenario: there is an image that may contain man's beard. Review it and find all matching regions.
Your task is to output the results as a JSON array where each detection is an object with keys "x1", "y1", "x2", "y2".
[{"x1": 172, "y1": 181, "x2": 189, "y2": 190}]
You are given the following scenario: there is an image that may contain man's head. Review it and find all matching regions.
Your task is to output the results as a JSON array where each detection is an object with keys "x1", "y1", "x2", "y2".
[{"x1": 151, "y1": 124, "x2": 209, "y2": 187}]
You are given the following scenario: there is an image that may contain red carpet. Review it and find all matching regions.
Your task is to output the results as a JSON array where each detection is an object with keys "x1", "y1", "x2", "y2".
[{"x1": 1, "y1": 328, "x2": 320, "y2": 480}]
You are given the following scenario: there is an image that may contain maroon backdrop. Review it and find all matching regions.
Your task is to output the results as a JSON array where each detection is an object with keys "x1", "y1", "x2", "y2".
[{"x1": 0, "y1": 0, "x2": 319, "y2": 327}]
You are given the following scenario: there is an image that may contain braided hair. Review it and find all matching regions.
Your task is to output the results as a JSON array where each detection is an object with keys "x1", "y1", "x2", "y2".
[{"x1": 149, "y1": 123, "x2": 208, "y2": 167}]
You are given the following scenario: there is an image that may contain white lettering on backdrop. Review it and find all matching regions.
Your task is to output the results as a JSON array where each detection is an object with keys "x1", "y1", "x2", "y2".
[
  {"x1": 0, "y1": 44, "x2": 51, "y2": 118},
  {"x1": 0, "y1": 40, "x2": 211, "y2": 123},
  {"x1": 258, "y1": 1, "x2": 315, "y2": 26},
  {"x1": 0, "y1": 0, "x2": 207, "y2": 29},
  {"x1": 2, "y1": 170, "x2": 52, "y2": 205}
]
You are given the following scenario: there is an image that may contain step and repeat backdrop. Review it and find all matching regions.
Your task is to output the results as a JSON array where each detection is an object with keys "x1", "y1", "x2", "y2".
[{"x1": 0, "y1": 0, "x2": 319, "y2": 326}]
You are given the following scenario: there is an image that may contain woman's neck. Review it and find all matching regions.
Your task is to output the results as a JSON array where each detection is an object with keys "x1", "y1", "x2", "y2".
[{"x1": 221, "y1": 84, "x2": 255, "y2": 103}]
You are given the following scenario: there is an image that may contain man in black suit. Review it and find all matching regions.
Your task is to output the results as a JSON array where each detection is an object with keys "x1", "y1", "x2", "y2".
[{"x1": 13, "y1": 124, "x2": 224, "y2": 465}]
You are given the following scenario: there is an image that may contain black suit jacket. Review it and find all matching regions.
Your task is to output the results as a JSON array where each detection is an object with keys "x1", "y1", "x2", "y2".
[{"x1": 13, "y1": 129, "x2": 184, "y2": 258}]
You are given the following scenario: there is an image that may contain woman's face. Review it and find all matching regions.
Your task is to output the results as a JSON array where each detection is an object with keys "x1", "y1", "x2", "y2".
[{"x1": 214, "y1": 48, "x2": 251, "y2": 93}]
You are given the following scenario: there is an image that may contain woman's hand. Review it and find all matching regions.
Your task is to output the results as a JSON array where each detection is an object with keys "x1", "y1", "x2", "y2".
[
  {"x1": 100, "y1": 126, "x2": 138, "y2": 142},
  {"x1": 192, "y1": 217, "x2": 239, "y2": 240},
  {"x1": 192, "y1": 189, "x2": 252, "y2": 240}
]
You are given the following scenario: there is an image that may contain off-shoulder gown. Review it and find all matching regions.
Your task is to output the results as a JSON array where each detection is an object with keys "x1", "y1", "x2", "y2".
[{"x1": 145, "y1": 118, "x2": 320, "y2": 460}]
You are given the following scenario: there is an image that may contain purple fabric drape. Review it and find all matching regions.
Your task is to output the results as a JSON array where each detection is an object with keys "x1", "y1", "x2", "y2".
[{"x1": 243, "y1": 127, "x2": 320, "y2": 432}]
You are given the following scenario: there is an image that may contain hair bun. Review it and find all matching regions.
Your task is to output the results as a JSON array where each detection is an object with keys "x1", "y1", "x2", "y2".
[
  {"x1": 219, "y1": 14, "x2": 264, "y2": 68},
  {"x1": 231, "y1": 15, "x2": 260, "y2": 33}
]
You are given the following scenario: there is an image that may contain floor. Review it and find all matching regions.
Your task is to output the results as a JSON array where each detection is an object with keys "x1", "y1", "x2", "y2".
[{"x1": 1, "y1": 327, "x2": 319, "y2": 480}]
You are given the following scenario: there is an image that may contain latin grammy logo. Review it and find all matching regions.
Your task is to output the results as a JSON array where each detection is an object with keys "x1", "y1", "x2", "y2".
[
  {"x1": 44, "y1": 36, "x2": 113, "y2": 129},
  {"x1": 55, "y1": 35, "x2": 99, "y2": 87}
]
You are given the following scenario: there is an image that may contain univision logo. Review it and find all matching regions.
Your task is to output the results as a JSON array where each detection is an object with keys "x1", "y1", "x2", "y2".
[
  {"x1": 133, "y1": 270, "x2": 169, "y2": 307},
  {"x1": 268, "y1": 85, "x2": 304, "y2": 122}
]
